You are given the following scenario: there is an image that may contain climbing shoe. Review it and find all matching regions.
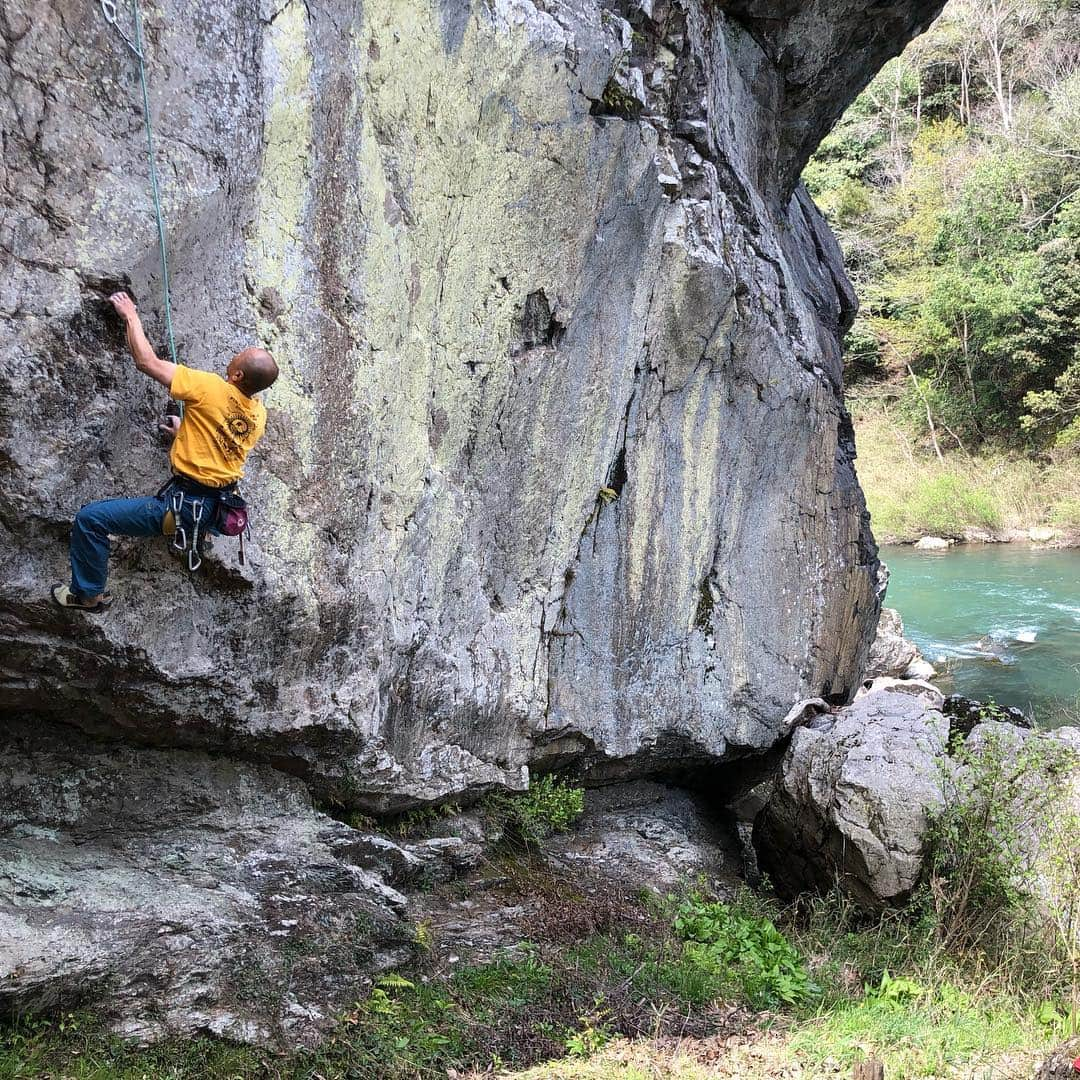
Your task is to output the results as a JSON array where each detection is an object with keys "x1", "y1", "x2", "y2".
[{"x1": 50, "y1": 584, "x2": 113, "y2": 613}]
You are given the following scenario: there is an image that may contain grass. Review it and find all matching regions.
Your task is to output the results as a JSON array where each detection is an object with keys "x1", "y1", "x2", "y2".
[
  {"x1": 786, "y1": 981, "x2": 1043, "y2": 1079},
  {"x1": 0, "y1": 888, "x2": 735, "y2": 1080},
  {"x1": 0, "y1": 1014, "x2": 268, "y2": 1080},
  {"x1": 851, "y1": 397, "x2": 1080, "y2": 542}
]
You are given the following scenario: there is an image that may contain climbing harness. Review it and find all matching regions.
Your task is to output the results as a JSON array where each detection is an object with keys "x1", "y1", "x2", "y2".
[
  {"x1": 160, "y1": 476, "x2": 251, "y2": 572},
  {"x1": 98, "y1": 0, "x2": 183, "y2": 414}
]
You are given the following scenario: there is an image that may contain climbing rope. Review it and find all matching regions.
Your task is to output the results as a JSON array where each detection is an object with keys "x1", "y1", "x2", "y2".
[{"x1": 99, "y1": 0, "x2": 180, "y2": 376}]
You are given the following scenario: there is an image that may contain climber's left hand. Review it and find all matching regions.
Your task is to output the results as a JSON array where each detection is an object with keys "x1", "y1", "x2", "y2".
[{"x1": 158, "y1": 415, "x2": 180, "y2": 440}]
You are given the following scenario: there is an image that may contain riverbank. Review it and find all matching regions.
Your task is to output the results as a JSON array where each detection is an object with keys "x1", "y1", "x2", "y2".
[{"x1": 852, "y1": 403, "x2": 1080, "y2": 547}]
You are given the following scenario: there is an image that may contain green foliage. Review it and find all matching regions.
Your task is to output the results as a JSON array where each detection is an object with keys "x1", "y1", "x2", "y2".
[
  {"x1": 860, "y1": 463, "x2": 1002, "y2": 539},
  {"x1": 850, "y1": 401, "x2": 1080, "y2": 541},
  {"x1": 4, "y1": 875, "x2": 1069, "y2": 1080},
  {"x1": 816, "y1": 178, "x2": 872, "y2": 225},
  {"x1": 491, "y1": 774, "x2": 586, "y2": 845},
  {"x1": 1050, "y1": 496, "x2": 1080, "y2": 526},
  {"x1": 926, "y1": 728, "x2": 1080, "y2": 999},
  {"x1": 806, "y1": 4, "x2": 1080, "y2": 455},
  {"x1": 866, "y1": 969, "x2": 924, "y2": 1004},
  {"x1": 1034, "y1": 997, "x2": 1080, "y2": 1041},
  {"x1": 386, "y1": 800, "x2": 462, "y2": 839},
  {"x1": 778, "y1": 890, "x2": 1053, "y2": 1079},
  {"x1": 672, "y1": 893, "x2": 815, "y2": 1008},
  {"x1": 563, "y1": 1004, "x2": 613, "y2": 1058},
  {"x1": 786, "y1": 973, "x2": 1039, "y2": 1078},
  {"x1": 901, "y1": 472, "x2": 1001, "y2": 536},
  {"x1": 0, "y1": 1012, "x2": 266, "y2": 1079}
]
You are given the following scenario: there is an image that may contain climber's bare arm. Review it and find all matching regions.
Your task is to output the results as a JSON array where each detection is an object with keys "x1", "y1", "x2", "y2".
[{"x1": 109, "y1": 292, "x2": 176, "y2": 389}]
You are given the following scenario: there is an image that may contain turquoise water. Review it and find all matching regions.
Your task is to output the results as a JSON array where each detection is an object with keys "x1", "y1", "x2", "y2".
[{"x1": 880, "y1": 544, "x2": 1080, "y2": 724}]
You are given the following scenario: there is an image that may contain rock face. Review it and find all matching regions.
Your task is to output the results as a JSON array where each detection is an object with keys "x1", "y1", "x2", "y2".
[
  {"x1": 1, "y1": 0, "x2": 942, "y2": 807},
  {"x1": 754, "y1": 687, "x2": 948, "y2": 907},
  {"x1": 542, "y1": 779, "x2": 735, "y2": 887},
  {"x1": 0, "y1": 718, "x2": 417, "y2": 1043}
]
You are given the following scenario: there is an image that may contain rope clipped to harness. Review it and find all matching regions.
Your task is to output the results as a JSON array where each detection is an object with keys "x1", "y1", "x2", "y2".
[{"x1": 98, "y1": 0, "x2": 183, "y2": 416}]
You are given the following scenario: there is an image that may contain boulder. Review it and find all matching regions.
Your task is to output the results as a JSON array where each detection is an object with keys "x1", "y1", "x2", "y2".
[
  {"x1": 865, "y1": 607, "x2": 921, "y2": 679},
  {"x1": 914, "y1": 536, "x2": 953, "y2": 550},
  {"x1": 0, "y1": 0, "x2": 947, "y2": 808},
  {"x1": 755, "y1": 692, "x2": 1078, "y2": 916},
  {"x1": 903, "y1": 657, "x2": 937, "y2": 680},
  {"x1": 1029, "y1": 526, "x2": 1057, "y2": 543},
  {"x1": 754, "y1": 688, "x2": 948, "y2": 907}
]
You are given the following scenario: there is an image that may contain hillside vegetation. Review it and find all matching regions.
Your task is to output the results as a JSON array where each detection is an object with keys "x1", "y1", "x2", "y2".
[{"x1": 805, "y1": 0, "x2": 1080, "y2": 540}]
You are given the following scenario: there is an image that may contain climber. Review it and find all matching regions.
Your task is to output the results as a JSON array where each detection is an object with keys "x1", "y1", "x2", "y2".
[{"x1": 50, "y1": 292, "x2": 278, "y2": 612}]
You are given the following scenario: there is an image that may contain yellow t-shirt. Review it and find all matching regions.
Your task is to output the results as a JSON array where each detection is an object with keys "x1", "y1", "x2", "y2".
[{"x1": 169, "y1": 365, "x2": 267, "y2": 487}]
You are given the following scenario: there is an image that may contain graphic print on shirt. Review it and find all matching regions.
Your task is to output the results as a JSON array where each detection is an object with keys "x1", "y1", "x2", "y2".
[{"x1": 214, "y1": 404, "x2": 258, "y2": 461}]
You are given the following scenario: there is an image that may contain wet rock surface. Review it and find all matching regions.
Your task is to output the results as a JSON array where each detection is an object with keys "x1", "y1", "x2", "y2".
[
  {"x1": 0, "y1": 0, "x2": 944, "y2": 807},
  {"x1": 942, "y1": 694, "x2": 1032, "y2": 738}
]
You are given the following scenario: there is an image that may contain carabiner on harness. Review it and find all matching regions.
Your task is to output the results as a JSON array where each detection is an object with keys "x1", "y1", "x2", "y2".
[
  {"x1": 187, "y1": 498, "x2": 204, "y2": 573},
  {"x1": 170, "y1": 487, "x2": 187, "y2": 553}
]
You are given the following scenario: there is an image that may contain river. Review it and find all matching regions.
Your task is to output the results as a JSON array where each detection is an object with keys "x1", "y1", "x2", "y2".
[{"x1": 880, "y1": 544, "x2": 1080, "y2": 725}]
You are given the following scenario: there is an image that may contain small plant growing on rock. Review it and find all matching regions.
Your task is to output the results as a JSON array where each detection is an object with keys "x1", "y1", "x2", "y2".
[{"x1": 490, "y1": 774, "x2": 585, "y2": 845}]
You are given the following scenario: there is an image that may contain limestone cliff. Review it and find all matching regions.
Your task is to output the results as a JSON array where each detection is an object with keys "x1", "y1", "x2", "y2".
[{"x1": 1, "y1": 0, "x2": 941, "y2": 808}]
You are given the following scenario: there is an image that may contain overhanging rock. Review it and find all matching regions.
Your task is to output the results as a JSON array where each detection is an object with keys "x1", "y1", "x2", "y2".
[{"x1": 1, "y1": 0, "x2": 944, "y2": 806}]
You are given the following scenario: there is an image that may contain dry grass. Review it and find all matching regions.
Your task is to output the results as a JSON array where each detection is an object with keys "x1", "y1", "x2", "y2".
[{"x1": 491, "y1": 1030, "x2": 1044, "y2": 1079}]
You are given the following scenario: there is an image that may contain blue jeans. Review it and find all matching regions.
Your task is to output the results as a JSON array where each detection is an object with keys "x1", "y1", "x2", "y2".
[{"x1": 69, "y1": 488, "x2": 215, "y2": 598}]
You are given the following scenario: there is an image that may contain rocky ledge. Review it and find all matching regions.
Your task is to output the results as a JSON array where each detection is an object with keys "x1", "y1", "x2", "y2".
[{"x1": 0, "y1": 715, "x2": 736, "y2": 1044}]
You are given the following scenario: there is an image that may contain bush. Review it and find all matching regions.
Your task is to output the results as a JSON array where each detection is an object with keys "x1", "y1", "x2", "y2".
[
  {"x1": 902, "y1": 473, "x2": 1001, "y2": 536},
  {"x1": 496, "y1": 774, "x2": 585, "y2": 845},
  {"x1": 926, "y1": 728, "x2": 1079, "y2": 998},
  {"x1": 1050, "y1": 496, "x2": 1080, "y2": 527}
]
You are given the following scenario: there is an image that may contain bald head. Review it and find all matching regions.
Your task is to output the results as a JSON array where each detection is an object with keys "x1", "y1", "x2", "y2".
[{"x1": 228, "y1": 347, "x2": 278, "y2": 396}]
